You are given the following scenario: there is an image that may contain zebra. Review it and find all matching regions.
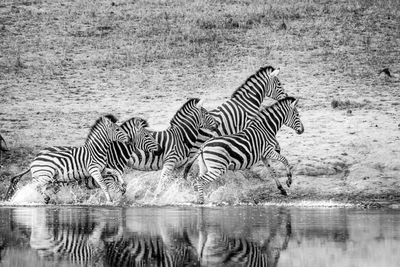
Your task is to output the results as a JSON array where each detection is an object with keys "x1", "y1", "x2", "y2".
[
  {"x1": 4, "y1": 115, "x2": 131, "y2": 203},
  {"x1": 17, "y1": 117, "x2": 162, "y2": 198},
  {"x1": 128, "y1": 98, "x2": 219, "y2": 196},
  {"x1": 185, "y1": 97, "x2": 304, "y2": 204},
  {"x1": 183, "y1": 65, "x2": 287, "y2": 180}
]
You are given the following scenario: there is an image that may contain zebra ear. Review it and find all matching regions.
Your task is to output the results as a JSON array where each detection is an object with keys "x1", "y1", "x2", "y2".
[
  {"x1": 290, "y1": 99, "x2": 299, "y2": 108},
  {"x1": 196, "y1": 98, "x2": 205, "y2": 108},
  {"x1": 270, "y1": 68, "x2": 280, "y2": 77}
]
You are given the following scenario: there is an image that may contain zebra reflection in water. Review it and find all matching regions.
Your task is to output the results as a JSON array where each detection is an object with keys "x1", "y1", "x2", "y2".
[{"x1": 10, "y1": 207, "x2": 292, "y2": 266}]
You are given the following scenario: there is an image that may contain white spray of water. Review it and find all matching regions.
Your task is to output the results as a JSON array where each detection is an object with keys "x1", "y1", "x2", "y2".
[
  {"x1": 2, "y1": 165, "x2": 281, "y2": 206},
  {"x1": 10, "y1": 183, "x2": 45, "y2": 204},
  {"x1": 123, "y1": 167, "x2": 278, "y2": 206}
]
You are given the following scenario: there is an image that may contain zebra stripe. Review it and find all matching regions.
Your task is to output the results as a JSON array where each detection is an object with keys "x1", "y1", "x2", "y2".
[
  {"x1": 129, "y1": 98, "x2": 219, "y2": 195},
  {"x1": 5, "y1": 116, "x2": 160, "y2": 201},
  {"x1": 189, "y1": 97, "x2": 304, "y2": 204},
  {"x1": 183, "y1": 66, "x2": 287, "y2": 179},
  {"x1": 6, "y1": 115, "x2": 130, "y2": 203}
]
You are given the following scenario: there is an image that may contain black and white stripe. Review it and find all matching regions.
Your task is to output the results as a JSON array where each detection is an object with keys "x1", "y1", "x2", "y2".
[
  {"x1": 183, "y1": 66, "x2": 287, "y2": 179},
  {"x1": 5, "y1": 115, "x2": 130, "y2": 203},
  {"x1": 187, "y1": 97, "x2": 304, "y2": 204},
  {"x1": 129, "y1": 98, "x2": 219, "y2": 195}
]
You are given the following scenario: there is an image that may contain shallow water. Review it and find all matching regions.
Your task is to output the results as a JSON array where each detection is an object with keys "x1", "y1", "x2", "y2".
[{"x1": 0, "y1": 206, "x2": 399, "y2": 267}]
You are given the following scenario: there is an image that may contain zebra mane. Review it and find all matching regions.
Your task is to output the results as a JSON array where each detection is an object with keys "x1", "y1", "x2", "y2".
[
  {"x1": 121, "y1": 117, "x2": 149, "y2": 128},
  {"x1": 103, "y1": 114, "x2": 118, "y2": 123},
  {"x1": 277, "y1": 96, "x2": 297, "y2": 104},
  {"x1": 256, "y1": 96, "x2": 297, "y2": 119},
  {"x1": 170, "y1": 98, "x2": 200, "y2": 126},
  {"x1": 231, "y1": 66, "x2": 276, "y2": 99},
  {"x1": 86, "y1": 114, "x2": 118, "y2": 141}
]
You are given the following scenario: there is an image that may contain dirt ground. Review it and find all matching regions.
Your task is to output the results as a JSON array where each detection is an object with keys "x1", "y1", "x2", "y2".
[{"x1": 0, "y1": 0, "x2": 399, "y2": 207}]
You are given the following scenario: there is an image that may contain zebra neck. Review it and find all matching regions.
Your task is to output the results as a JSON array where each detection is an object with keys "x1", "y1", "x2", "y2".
[
  {"x1": 231, "y1": 90, "x2": 265, "y2": 118},
  {"x1": 171, "y1": 124, "x2": 199, "y2": 149},
  {"x1": 85, "y1": 138, "x2": 110, "y2": 161}
]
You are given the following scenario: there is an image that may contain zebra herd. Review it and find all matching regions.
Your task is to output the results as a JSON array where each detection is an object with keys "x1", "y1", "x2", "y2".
[{"x1": 4, "y1": 65, "x2": 304, "y2": 204}]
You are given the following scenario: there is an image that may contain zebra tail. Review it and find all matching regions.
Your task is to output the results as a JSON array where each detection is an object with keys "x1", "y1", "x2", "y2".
[
  {"x1": 4, "y1": 168, "x2": 30, "y2": 201},
  {"x1": 182, "y1": 149, "x2": 203, "y2": 180}
]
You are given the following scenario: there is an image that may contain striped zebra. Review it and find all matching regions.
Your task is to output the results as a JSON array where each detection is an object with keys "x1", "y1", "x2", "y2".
[
  {"x1": 183, "y1": 65, "x2": 287, "y2": 180},
  {"x1": 129, "y1": 98, "x2": 219, "y2": 195},
  {"x1": 17, "y1": 117, "x2": 162, "y2": 198},
  {"x1": 186, "y1": 97, "x2": 304, "y2": 204},
  {"x1": 4, "y1": 115, "x2": 131, "y2": 203}
]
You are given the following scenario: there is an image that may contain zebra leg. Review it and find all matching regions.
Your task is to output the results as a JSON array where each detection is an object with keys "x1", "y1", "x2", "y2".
[
  {"x1": 102, "y1": 168, "x2": 126, "y2": 194},
  {"x1": 264, "y1": 150, "x2": 293, "y2": 188},
  {"x1": 90, "y1": 169, "x2": 112, "y2": 203},
  {"x1": 154, "y1": 162, "x2": 175, "y2": 197},
  {"x1": 196, "y1": 169, "x2": 225, "y2": 204},
  {"x1": 261, "y1": 158, "x2": 287, "y2": 196}
]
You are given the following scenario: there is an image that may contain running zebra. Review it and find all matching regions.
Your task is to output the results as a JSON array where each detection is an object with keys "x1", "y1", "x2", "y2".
[
  {"x1": 4, "y1": 115, "x2": 131, "y2": 203},
  {"x1": 129, "y1": 98, "x2": 219, "y2": 195},
  {"x1": 186, "y1": 97, "x2": 304, "y2": 204},
  {"x1": 23, "y1": 117, "x2": 162, "y2": 197},
  {"x1": 183, "y1": 65, "x2": 287, "y2": 179}
]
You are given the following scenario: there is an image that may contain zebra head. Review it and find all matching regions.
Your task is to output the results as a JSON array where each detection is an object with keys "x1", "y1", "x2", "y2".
[
  {"x1": 102, "y1": 115, "x2": 131, "y2": 143},
  {"x1": 196, "y1": 99, "x2": 219, "y2": 131},
  {"x1": 283, "y1": 97, "x2": 304, "y2": 135},
  {"x1": 260, "y1": 66, "x2": 288, "y2": 101},
  {"x1": 120, "y1": 117, "x2": 162, "y2": 154}
]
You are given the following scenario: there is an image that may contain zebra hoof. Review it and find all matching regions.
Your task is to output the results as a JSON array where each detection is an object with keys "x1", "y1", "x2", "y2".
[
  {"x1": 286, "y1": 180, "x2": 292, "y2": 188},
  {"x1": 278, "y1": 186, "x2": 287, "y2": 196},
  {"x1": 44, "y1": 196, "x2": 50, "y2": 204}
]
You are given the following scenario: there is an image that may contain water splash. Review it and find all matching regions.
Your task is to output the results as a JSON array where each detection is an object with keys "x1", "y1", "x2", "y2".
[
  {"x1": 2, "y1": 167, "x2": 283, "y2": 206},
  {"x1": 9, "y1": 183, "x2": 44, "y2": 204}
]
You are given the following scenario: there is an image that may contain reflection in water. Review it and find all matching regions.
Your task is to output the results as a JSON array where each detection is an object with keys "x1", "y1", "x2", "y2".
[{"x1": 0, "y1": 206, "x2": 399, "y2": 266}]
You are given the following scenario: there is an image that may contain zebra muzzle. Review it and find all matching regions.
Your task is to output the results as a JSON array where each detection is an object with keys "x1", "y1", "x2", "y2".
[{"x1": 296, "y1": 126, "x2": 304, "y2": 134}]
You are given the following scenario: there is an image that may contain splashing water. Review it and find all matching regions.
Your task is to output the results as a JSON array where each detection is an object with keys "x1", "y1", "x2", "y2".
[
  {"x1": 2, "y1": 165, "x2": 283, "y2": 206},
  {"x1": 123, "y1": 166, "x2": 280, "y2": 206},
  {"x1": 9, "y1": 183, "x2": 44, "y2": 204}
]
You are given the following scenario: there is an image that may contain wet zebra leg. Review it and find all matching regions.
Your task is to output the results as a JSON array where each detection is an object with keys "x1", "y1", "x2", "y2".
[
  {"x1": 90, "y1": 169, "x2": 112, "y2": 203},
  {"x1": 262, "y1": 158, "x2": 287, "y2": 196},
  {"x1": 154, "y1": 162, "x2": 175, "y2": 197},
  {"x1": 264, "y1": 150, "x2": 293, "y2": 188}
]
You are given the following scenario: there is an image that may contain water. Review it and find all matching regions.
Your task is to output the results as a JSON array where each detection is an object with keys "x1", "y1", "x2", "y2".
[{"x1": 0, "y1": 206, "x2": 399, "y2": 267}]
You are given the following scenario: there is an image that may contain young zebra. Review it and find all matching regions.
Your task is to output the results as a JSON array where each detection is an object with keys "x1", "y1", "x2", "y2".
[
  {"x1": 4, "y1": 115, "x2": 132, "y2": 203},
  {"x1": 187, "y1": 97, "x2": 304, "y2": 204},
  {"x1": 183, "y1": 65, "x2": 287, "y2": 179},
  {"x1": 5, "y1": 116, "x2": 160, "y2": 202},
  {"x1": 129, "y1": 98, "x2": 219, "y2": 195}
]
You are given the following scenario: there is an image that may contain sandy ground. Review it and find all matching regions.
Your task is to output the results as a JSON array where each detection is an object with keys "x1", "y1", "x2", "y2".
[{"x1": 0, "y1": 0, "x2": 399, "y2": 206}]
